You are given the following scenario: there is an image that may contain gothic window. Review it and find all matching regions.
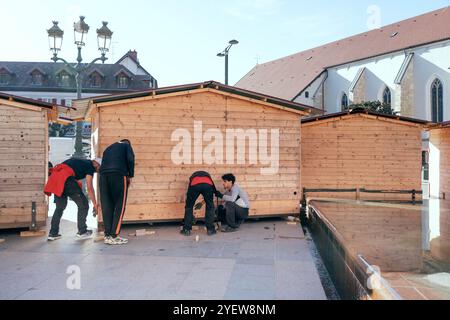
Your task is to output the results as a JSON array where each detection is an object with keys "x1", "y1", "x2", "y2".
[
  {"x1": 431, "y1": 78, "x2": 444, "y2": 123},
  {"x1": 382, "y1": 86, "x2": 391, "y2": 105},
  {"x1": 341, "y1": 93, "x2": 349, "y2": 110}
]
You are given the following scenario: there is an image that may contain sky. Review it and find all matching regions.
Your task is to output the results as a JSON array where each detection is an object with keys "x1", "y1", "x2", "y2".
[{"x1": 0, "y1": 0, "x2": 449, "y2": 87}]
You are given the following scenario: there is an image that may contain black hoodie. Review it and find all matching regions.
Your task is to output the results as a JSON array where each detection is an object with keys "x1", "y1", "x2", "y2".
[{"x1": 100, "y1": 142, "x2": 135, "y2": 178}]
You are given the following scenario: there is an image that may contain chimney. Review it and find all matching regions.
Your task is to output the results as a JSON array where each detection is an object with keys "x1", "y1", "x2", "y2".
[{"x1": 128, "y1": 50, "x2": 138, "y2": 62}]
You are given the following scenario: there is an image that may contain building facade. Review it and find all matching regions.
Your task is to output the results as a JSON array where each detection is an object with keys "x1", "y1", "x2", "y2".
[{"x1": 236, "y1": 7, "x2": 450, "y2": 123}]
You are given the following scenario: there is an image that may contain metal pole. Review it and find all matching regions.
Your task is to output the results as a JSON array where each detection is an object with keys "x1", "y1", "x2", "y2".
[
  {"x1": 225, "y1": 53, "x2": 229, "y2": 85},
  {"x1": 73, "y1": 47, "x2": 84, "y2": 158}
]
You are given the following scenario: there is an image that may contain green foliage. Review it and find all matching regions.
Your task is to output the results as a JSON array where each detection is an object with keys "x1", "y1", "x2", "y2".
[{"x1": 344, "y1": 101, "x2": 394, "y2": 115}]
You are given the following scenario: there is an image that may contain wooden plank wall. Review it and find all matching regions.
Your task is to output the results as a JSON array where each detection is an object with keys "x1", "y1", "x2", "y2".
[
  {"x1": 429, "y1": 128, "x2": 450, "y2": 262},
  {"x1": 302, "y1": 114, "x2": 423, "y2": 201},
  {"x1": 0, "y1": 104, "x2": 48, "y2": 229},
  {"x1": 95, "y1": 91, "x2": 302, "y2": 223}
]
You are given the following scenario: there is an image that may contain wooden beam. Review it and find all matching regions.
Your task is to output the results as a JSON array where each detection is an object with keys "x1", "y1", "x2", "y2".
[
  {"x1": 302, "y1": 113, "x2": 424, "y2": 128},
  {"x1": 20, "y1": 230, "x2": 47, "y2": 238},
  {"x1": 0, "y1": 100, "x2": 44, "y2": 112},
  {"x1": 87, "y1": 88, "x2": 309, "y2": 117}
]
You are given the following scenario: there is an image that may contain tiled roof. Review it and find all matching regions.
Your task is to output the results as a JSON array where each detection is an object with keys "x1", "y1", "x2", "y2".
[
  {"x1": 236, "y1": 7, "x2": 450, "y2": 101},
  {"x1": 0, "y1": 61, "x2": 156, "y2": 93}
]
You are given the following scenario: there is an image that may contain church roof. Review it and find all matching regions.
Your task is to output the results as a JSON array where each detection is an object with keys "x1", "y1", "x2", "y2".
[{"x1": 235, "y1": 6, "x2": 450, "y2": 101}]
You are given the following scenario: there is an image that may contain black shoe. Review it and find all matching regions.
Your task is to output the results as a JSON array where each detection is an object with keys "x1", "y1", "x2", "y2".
[
  {"x1": 47, "y1": 234, "x2": 62, "y2": 241},
  {"x1": 207, "y1": 229, "x2": 217, "y2": 236},
  {"x1": 180, "y1": 229, "x2": 191, "y2": 236},
  {"x1": 221, "y1": 226, "x2": 238, "y2": 233},
  {"x1": 76, "y1": 230, "x2": 93, "y2": 240}
]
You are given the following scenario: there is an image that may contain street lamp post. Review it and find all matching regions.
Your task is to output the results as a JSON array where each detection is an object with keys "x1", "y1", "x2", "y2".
[
  {"x1": 217, "y1": 40, "x2": 239, "y2": 85},
  {"x1": 47, "y1": 17, "x2": 113, "y2": 158}
]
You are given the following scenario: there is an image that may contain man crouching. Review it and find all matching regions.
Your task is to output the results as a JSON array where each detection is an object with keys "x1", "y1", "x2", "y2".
[{"x1": 215, "y1": 174, "x2": 250, "y2": 233}]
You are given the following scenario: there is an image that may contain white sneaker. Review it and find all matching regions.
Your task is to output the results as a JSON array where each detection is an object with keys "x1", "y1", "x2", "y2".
[{"x1": 107, "y1": 237, "x2": 128, "y2": 245}]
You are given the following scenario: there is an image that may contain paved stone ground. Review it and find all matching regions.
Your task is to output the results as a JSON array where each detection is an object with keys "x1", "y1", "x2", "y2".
[{"x1": 0, "y1": 212, "x2": 326, "y2": 300}]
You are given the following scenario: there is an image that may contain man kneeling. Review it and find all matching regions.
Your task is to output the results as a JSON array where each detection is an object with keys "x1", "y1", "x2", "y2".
[{"x1": 216, "y1": 174, "x2": 250, "y2": 233}]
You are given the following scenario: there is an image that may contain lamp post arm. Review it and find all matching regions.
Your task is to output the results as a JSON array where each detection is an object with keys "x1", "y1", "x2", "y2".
[
  {"x1": 77, "y1": 56, "x2": 108, "y2": 73},
  {"x1": 51, "y1": 56, "x2": 77, "y2": 74}
]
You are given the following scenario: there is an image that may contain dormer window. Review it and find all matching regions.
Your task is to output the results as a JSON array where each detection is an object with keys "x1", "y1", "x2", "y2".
[
  {"x1": 117, "y1": 73, "x2": 130, "y2": 89},
  {"x1": 0, "y1": 68, "x2": 11, "y2": 85},
  {"x1": 57, "y1": 70, "x2": 71, "y2": 87},
  {"x1": 89, "y1": 71, "x2": 103, "y2": 88},
  {"x1": 30, "y1": 70, "x2": 44, "y2": 86}
]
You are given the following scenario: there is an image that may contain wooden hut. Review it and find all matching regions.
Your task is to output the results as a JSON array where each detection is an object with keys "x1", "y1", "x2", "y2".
[
  {"x1": 0, "y1": 93, "x2": 58, "y2": 229},
  {"x1": 76, "y1": 81, "x2": 315, "y2": 224},
  {"x1": 301, "y1": 109, "x2": 427, "y2": 202},
  {"x1": 428, "y1": 123, "x2": 450, "y2": 262}
]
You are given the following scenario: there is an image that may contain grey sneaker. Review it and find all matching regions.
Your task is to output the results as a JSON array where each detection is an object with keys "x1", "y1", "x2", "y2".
[
  {"x1": 47, "y1": 234, "x2": 62, "y2": 241},
  {"x1": 76, "y1": 230, "x2": 93, "y2": 240}
]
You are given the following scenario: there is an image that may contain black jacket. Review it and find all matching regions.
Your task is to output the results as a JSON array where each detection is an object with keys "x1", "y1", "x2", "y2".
[
  {"x1": 189, "y1": 171, "x2": 216, "y2": 191},
  {"x1": 100, "y1": 142, "x2": 135, "y2": 177}
]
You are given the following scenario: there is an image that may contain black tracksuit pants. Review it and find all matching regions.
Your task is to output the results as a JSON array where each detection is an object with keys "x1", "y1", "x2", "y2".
[
  {"x1": 183, "y1": 183, "x2": 215, "y2": 231},
  {"x1": 50, "y1": 177, "x2": 89, "y2": 236},
  {"x1": 223, "y1": 202, "x2": 249, "y2": 229},
  {"x1": 100, "y1": 173, "x2": 129, "y2": 238}
]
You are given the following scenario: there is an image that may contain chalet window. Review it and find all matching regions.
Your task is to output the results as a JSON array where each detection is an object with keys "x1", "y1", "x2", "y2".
[
  {"x1": 305, "y1": 91, "x2": 309, "y2": 98},
  {"x1": 90, "y1": 73, "x2": 103, "y2": 88},
  {"x1": 341, "y1": 93, "x2": 349, "y2": 110},
  {"x1": 431, "y1": 78, "x2": 444, "y2": 123},
  {"x1": 31, "y1": 72, "x2": 43, "y2": 85},
  {"x1": 0, "y1": 70, "x2": 10, "y2": 85},
  {"x1": 58, "y1": 71, "x2": 71, "y2": 87},
  {"x1": 117, "y1": 75, "x2": 129, "y2": 89},
  {"x1": 382, "y1": 87, "x2": 391, "y2": 105}
]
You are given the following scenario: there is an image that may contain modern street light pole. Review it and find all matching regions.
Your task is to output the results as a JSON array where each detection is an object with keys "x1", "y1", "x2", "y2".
[
  {"x1": 47, "y1": 17, "x2": 113, "y2": 158},
  {"x1": 217, "y1": 40, "x2": 239, "y2": 85}
]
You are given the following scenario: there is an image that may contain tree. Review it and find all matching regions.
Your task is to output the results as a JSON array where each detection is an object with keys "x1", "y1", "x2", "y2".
[
  {"x1": 48, "y1": 123, "x2": 73, "y2": 137},
  {"x1": 344, "y1": 101, "x2": 394, "y2": 115}
]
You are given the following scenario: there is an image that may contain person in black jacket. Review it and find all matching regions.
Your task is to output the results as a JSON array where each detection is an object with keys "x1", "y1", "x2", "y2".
[{"x1": 99, "y1": 139, "x2": 135, "y2": 245}]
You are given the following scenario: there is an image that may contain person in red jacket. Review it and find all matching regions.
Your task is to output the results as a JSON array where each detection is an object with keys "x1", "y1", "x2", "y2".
[{"x1": 44, "y1": 158, "x2": 101, "y2": 241}]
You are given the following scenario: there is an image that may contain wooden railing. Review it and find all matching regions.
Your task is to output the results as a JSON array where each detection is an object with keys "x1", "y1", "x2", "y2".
[{"x1": 301, "y1": 187, "x2": 422, "y2": 206}]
